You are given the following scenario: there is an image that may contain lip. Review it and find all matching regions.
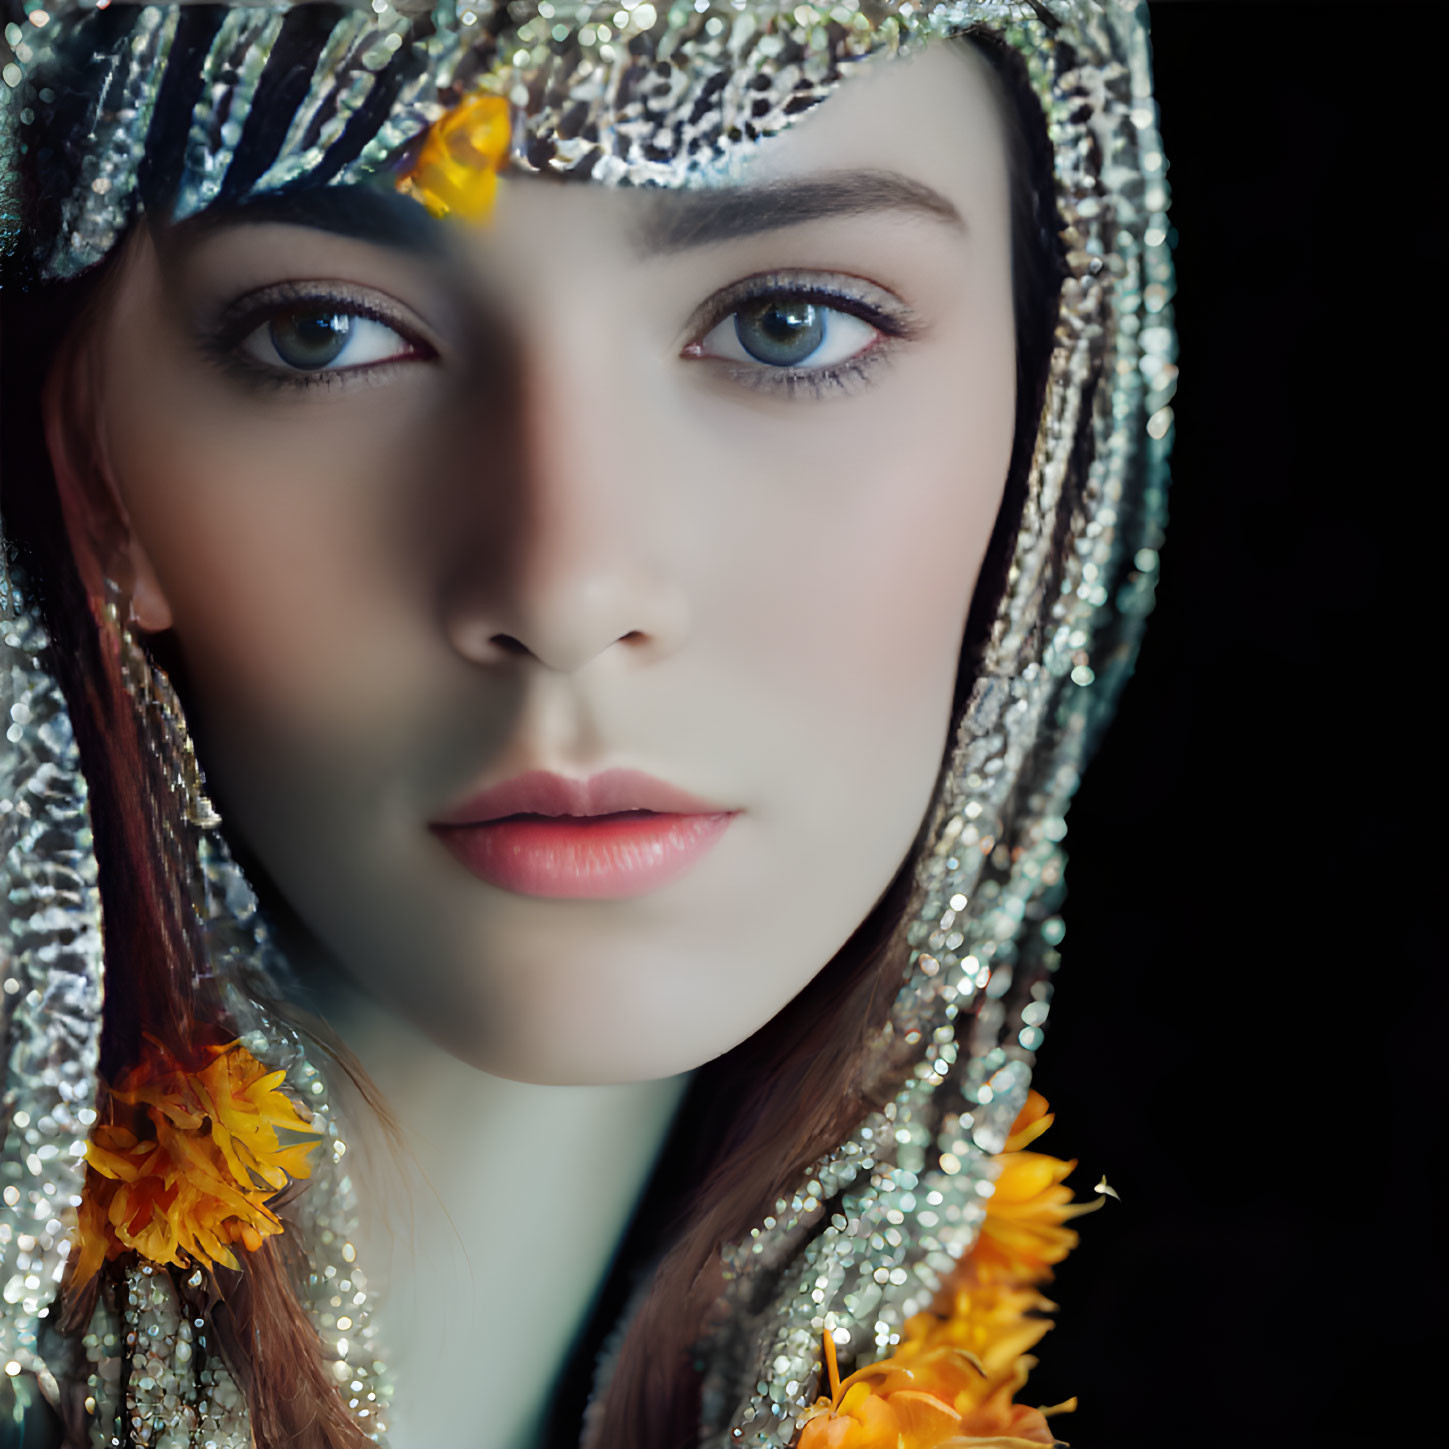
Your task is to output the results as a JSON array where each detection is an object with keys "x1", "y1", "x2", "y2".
[
  {"x1": 432, "y1": 768, "x2": 728, "y2": 826},
  {"x1": 429, "y1": 769, "x2": 737, "y2": 899}
]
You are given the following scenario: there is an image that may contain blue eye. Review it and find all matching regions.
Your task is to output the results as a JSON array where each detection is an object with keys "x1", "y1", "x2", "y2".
[
  {"x1": 699, "y1": 295, "x2": 881, "y2": 371},
  {"x1": 735, "y1": 298, "x2": 824, "y2": 365},
  {"x1": 237, "y1": 304, "x2": 417, "y2": 375},
  {"x1": 267, "y1": 307, "x2": 354, "y2": 369}
]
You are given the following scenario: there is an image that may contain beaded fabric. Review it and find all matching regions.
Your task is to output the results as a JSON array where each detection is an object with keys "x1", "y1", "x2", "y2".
[{"x1": 0, "y1": 3, "x2": 1175, "y2": 1445}]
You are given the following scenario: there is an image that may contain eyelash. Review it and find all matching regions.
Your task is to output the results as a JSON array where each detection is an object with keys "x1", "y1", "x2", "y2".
[
  {"x1": 201, "y1": 273, "x2": 919, "y2": 400},
  {"x1": 684, "y1": 272, "x2": 920, "y2": 400},
  {"x1": 200, "y1": 282, "x2": 434, "y2": 394}
]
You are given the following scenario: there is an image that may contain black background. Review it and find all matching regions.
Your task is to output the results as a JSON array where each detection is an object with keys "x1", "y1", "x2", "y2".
[
  {"x1": 4, "y1": 5, "x2": 1440, "y2": 1449},
  {"x1": 1029, "y1": 3, "x2": 1438, "y2": 1446}
]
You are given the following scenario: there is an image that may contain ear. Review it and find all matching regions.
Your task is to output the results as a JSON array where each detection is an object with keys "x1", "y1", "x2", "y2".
[{"x1": 42, "y1": 332, "x2": 174, "y2": 633}]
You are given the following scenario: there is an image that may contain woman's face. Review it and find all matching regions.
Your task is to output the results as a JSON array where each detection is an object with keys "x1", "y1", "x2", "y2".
[{"x1": 65, "y1": 42, "x2": 1017, "y2": 1084}]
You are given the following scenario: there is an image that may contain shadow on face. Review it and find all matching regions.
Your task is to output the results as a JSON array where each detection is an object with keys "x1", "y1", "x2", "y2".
[{"x1": 55, "y1": 41, "x2": 1019, "y2": 1085}]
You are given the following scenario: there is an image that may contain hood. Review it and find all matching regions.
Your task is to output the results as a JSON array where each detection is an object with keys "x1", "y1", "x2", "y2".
[{"x1": 0, "y1": 4, "x2": 1175, "y2": 1445}]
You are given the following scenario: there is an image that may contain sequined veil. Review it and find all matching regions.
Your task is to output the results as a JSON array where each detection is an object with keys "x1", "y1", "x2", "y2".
[{"x1": 0, "y1": 2, "x2": 1175, "y2": 1445}]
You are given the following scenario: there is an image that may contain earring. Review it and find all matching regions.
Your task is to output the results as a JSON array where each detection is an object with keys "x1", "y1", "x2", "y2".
[{"x1": 100, "y1": 583, "x2": 222, "y2": 832}]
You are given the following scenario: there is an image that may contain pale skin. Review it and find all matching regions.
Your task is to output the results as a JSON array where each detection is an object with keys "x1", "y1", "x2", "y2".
[{"x1": 49, "y1": 42, "x2": 1017, "y2": 1449}]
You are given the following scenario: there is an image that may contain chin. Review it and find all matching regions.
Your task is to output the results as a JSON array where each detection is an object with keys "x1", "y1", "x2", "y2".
[
  {"x1": 454, "y1": 1033, "x2": 707, "y2": 1088},
  {"x1": 420, "y1": 981, "x2": 752, "y2": 1086}
]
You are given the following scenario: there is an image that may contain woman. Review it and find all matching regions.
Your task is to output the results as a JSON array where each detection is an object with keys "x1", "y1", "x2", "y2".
[{"x1": 0, "y1": 2, "x2": 1175, "y2": 1446}]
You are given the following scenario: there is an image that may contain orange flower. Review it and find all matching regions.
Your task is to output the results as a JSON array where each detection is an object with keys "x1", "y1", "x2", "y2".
[
  {"x1": 70, "y1": 1038, "x2": 322, "y2": 1290},
  {"x1": 798, "y1": 1334, "x2": 1064, "y2": 1449},
  {"x1": 966, "y1": 1098, "x2": 1096, "y2": 1291},
  {"x1": 796, "y1": 1093, "x2": 1089, "y2": 1449},
  {"x1": 900, "y1": 1283, "x2": 1055, "y2": 1399},
  {"x1": 397, "y1": 91, "x2": 511, "y2": 221}
]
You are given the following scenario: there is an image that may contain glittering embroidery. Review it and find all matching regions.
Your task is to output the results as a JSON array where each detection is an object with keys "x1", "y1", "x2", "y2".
[
  {"x1": 795, "y1": 1092, "x2": 1092, "y2": 1448},
  {"x1": 1, "y1": 4, "x2": 1175, "y2": 1445}
]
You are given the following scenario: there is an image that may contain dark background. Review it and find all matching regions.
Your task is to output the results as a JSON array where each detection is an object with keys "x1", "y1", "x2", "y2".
[
  {"x1": 1030, "y1": 3, "x2": 1439, "y2": 1446},
  {"x1": 4, "y1": 5, "x2": 1439, "y2": 1449}
]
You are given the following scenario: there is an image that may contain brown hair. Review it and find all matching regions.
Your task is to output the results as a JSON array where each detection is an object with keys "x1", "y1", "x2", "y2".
[
  {"x1": 7, "y1": 297, "x2": 398, "y2": 1449},
  {"x1": 580, "y1": 30, "x2": 1063, "y2": 1447},
  {"x1": 0, "y1": 28, "x2": 1061, "y2": 1449}
]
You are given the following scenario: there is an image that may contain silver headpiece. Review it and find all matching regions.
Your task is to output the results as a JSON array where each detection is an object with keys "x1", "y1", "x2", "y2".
[{"x1": 2, "y1": 3, "x2": 1175, "y2": 1445}]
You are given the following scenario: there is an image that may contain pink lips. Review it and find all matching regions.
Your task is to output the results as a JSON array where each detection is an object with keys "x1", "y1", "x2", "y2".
[{"x1": 429, "y1": 768, "x2": 736, "y2": 899}]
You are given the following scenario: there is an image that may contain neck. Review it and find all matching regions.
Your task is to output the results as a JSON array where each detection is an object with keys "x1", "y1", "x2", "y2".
[{"x1": 288, "y1": 945, "x2": 691, "y2": 1449}]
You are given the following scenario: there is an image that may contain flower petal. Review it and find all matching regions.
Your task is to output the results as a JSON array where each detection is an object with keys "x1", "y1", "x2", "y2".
[
  {"x1": 888, "y1": 1388, "x2": 964, "y2": 1447},
  {"x1": 73, "y1": 1039, "x2": 317, "y2": 1281}
]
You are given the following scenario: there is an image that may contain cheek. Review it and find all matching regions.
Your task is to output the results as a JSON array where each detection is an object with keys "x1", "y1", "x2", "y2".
[
  {"x1": 609, "y1": 325, "x2": 1018, "y2": 1073},
  {"x1": 705, "y1": 337, "x2": 1016, "y2": 767},
  {"x1": 103, "y1": 358, "x2": 443, "y2": 743},
  {"x1": 97, "y1": 361, "x2": 467, "y2": 954},
  {"x1": 783, "y1": 431, "x2": 1006, "y2": 696}
]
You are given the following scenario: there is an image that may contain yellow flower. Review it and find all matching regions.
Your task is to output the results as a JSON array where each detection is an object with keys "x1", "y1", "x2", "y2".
[
  {"x1": 70, "y1": 1038, "x2": 322, "y2": 1290},
  {"x1": 796, "y1": 1092, "x2": 1089, "y2": 1449},
  {"x1": 967, "y1": 1162, "x2": 1087, "y2": 1292},
  {"x1": 397, "y1": 91, "x2": 512, "y2": 221},
  {"x1": 798, "y1": 1334, "x2": 1065, "y2": 1449},
  {"x1": 899, "y1": 1283, "x2": 1056, "y2": 1397}
]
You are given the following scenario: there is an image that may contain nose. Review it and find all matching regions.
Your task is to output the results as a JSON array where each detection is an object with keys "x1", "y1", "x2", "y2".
[
  {"x1": 440, "y1": 358, "x2": 691, "y2": 676},
  {"x1": 447, "y1": 557, "x2": 691, "y2": 675}
]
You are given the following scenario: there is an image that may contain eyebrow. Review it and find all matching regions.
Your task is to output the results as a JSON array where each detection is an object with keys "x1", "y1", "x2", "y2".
[
  {"x1": 158, "y1": 165, "x2": 963, "y2": 260},
  {"x1": 632, "y1": 168, "x2": 966, "y2": 255},
  {"x1": 161, "y1": 184, "x2": 447, "y2": 259}
]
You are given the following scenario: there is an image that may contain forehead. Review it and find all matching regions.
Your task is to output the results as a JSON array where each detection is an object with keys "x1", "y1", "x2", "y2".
[
  {"x1": 162, "y1": 43, "x2": 1007, "y2": 281},
  {"x1": 499, "y1": 43, "x2": 1009, "y2": 262},
  {"x1": 19, "y1": 0, "x2": 1054, "y2": 288},
  {"x1": 486, "y1": 1, "x2": 1009, "y2": 188},
  {"x1": 22, "y1": 3, "x2": 1038, "y2": 282},
  {"x1": 494, "y1": 42, "x2": 1009, "y2": 244},
  {"x1": 723, "y1": 42, "x2": 1006, "y2": 189}
]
